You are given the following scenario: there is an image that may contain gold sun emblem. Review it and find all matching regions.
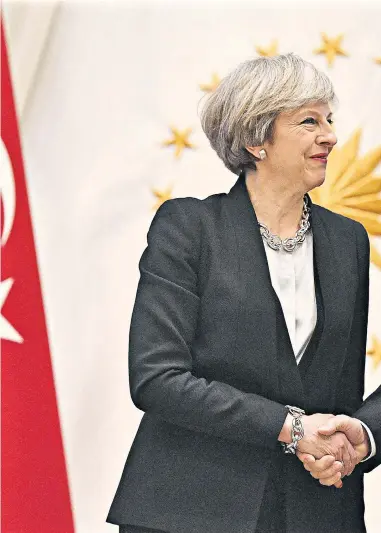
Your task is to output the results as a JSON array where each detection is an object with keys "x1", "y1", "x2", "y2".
[
  {"x1": 367, "y1": 335, "x2": 381, "y2": 370},
  {"x1": 309, "y1": 129, "x2": 381, "y2": 269}
]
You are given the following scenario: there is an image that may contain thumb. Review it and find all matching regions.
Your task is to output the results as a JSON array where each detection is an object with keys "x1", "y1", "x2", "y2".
[
  {"x1": 297, "y1": 452, "x2": 315, "y2": 464},
  {"x1": 319, "y1": 415, "x2": 364, "y2": 446},
  {"x1": 317, "y1": 418, "x2": 339, "y2": 436},
  {"x1": 318, "y1": 415, "x2": 357, "y2": 434}
]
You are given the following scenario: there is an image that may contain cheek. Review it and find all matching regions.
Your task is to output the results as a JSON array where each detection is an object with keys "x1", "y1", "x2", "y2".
[
  {"x1": 273, "y1": 144, "x2": 299, "y2": 164},
  {"x1": 270, "y1": 136, "x2": 308, "y2": 168}
]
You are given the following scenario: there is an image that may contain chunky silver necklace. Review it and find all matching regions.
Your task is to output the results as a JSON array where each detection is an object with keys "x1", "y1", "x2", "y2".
[{"x1": 258, "y1": 196, "x2": 311, "y2": 253}]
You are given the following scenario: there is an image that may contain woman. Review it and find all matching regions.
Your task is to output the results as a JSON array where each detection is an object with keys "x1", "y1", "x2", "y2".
[{"x1": 106, "y1": 53, "x2": 377, "y2": 533}]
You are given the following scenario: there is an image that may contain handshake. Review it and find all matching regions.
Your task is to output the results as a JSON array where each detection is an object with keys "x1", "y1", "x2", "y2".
[{"x1": 279, "y1": 413, "x2": 371, "y2": 488}]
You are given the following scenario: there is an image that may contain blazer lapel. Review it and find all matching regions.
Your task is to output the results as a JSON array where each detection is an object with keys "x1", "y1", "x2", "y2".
[
  {"x1": 224, "y1": 171, "x2": 357, "y2": 412},
  {"x1": 223, "y1": 172, "x2": 305, "y2": 406},
  {"x1": 302, "y1": 197, "x2": 357, "y2": 411}
]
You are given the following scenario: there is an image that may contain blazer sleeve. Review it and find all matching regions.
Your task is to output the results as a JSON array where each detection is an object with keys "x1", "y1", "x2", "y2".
[
  {"x1": 356, "y1": 386, "x2": 381, "y2": 473},
  {"x1": 346, "y1": 222, "x2": 381, "y2": 474},
  {"x1": 128, "y1": 198, "x2": 289, "y2": 451}
]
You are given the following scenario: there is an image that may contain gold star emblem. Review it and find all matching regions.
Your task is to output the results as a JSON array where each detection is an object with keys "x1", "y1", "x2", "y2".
[
  {"x1": 255, "y1": 39, "x2": 279, "y2": 57},
  {"x1": 313, "y1": 33, "x2": 348, "y2": 67},
  {"x1": 199, "y1": 73, "x2": 221, "y2": 93},
  {"x1": 162, "y1": 127, "x2": 195, "y2": 158},
  {"x1": 309, "y1": 128, "x2": 381, "y2": 269},
  {"x1": 367, "y1": 335, "x2": 381, "y2": 370},
  {"x1": 374, "y1": 57, "x2": 381, "y2": 65},
  {"x1": 151, "y1": 183, "x2": 174, "y2": 211}
]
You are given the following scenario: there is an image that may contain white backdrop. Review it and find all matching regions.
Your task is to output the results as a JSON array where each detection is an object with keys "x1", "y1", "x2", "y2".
[{"x1": 3, "y1": 1, "x2": 381, "y2": 532}]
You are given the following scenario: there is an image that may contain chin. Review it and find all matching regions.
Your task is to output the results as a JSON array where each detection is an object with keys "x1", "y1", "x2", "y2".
[{"x1": 306, "y1": 173, "x2": 326, "y2": 191}]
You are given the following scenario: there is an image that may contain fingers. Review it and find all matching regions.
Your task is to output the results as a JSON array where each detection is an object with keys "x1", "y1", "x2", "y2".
[
  {"x1": 302, "y1": 455, "x2": 344, "y2": 488},
  {"x1": 303, "y1": 455, "x2": 335, "y2": 474},
  {"x1": 340, "y1": 437, "x2": 358, "y2": 476},
  {"x1": 346, "y1": 441, "x2": 358, "y2": 476},
  {"x1": 317, "y1": 462, "x2": 344, "y2": 480},
  {"x1": 324, "y1": 433, "x2": 357, "y2": 476},
  {"x1": 319, "y1": 470, "x2": 343, "y2": 487},
  {"x1": 340, "y1": 444, "x2": 352, "y2": 476}
]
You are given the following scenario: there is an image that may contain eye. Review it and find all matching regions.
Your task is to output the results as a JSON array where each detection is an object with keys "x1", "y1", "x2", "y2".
[{"x1": 302, "y1": 117, "x2": 334, "y2": 125}]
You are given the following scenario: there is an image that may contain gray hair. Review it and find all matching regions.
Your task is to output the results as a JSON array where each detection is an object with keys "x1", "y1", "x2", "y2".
[{"x1": 199, "y1": 53, "x2": 338, "y2": 175}]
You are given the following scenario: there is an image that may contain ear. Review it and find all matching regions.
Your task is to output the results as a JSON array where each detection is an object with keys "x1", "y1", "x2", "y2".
[
  {"x1": 245, "y1": 146, "x2": 260, "y2": 158},
  {"x1": 246, "y1": 146, "x2": 267, "y2": 160}
]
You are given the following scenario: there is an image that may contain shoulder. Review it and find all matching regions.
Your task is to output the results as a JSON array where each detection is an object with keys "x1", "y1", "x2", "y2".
[
  {"x1": 154, "y1": 196, "x2": 203, "y2": 217},
  {"x1": 152, "y1": 192, "x2": 226, "y2": 227},
  {"x1": 146, "y1": 194, "x2": 226, "y2": 268},
  {"x1": 313, "y1": 204, "x2": 370, "y2": 270},
  {"x1": 156, "y1": 191, "x2": 225, "y2": 214},
  {"x1": 146, "y1": 195, "x2": 215, "y2": 251},
  {"x1": 147, "y1": 197, "x2": 202, "y2": 238},
  {"x1": 313, "y1": 203, "x2": 369, "y2": 245}
]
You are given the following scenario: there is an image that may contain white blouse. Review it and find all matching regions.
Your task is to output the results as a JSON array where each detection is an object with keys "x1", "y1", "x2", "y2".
[
  {"x1": 263, "y1": 230, "x2": 316, "y2": 365},
  {"x1": 262, "y1": 229, "x2": 376, "y2": 460}
]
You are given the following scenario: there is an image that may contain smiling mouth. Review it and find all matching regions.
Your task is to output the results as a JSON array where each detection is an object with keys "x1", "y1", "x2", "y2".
[{"x1": 311, "y1": 156, "x2": 328, "y2": 163}]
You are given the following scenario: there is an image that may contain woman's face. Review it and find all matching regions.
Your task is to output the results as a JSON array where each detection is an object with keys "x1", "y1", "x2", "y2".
[{"x1": 261, "y1": 101, "x2": 338, "y2": 193}]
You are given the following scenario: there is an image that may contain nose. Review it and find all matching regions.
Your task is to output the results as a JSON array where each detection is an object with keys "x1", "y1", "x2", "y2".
[{"x1": 317, "y1": 123, "x2": 338, "y2": 148}]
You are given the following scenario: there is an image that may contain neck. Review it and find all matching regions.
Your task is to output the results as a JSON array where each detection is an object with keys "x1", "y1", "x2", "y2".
[{"x1": 244, "y1": 169, "x2": 306, "y2": 239}]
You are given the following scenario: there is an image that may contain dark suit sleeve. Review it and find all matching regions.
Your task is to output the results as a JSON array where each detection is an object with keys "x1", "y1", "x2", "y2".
[
  {"x1": 128, "y1": 198, "x2": 289, "y2": 451},
  {"x1": 349, "y1": 223, "x2": 381, "y2": 474}
]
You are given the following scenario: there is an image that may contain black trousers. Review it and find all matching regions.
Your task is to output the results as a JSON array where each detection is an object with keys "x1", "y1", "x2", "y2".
[{"x1": 118, "y1": 466, "x2": 286, "y2": 533}]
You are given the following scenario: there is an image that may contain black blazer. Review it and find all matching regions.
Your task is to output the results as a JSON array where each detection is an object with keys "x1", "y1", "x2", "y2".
[{"x1": 107, "y1": 172, "x2": 380, "y2": 533}]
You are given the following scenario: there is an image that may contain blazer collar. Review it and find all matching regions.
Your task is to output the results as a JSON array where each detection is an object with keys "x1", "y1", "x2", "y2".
[
  {"x1": 224, "y1": 171, "x2": 357, "y2": 410},
  {"x1": 228, "y1": 170, "x2": 314, "y2": 231}
]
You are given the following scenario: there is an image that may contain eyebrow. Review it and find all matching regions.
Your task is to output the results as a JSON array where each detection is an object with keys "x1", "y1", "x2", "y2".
[{"x1": 298, "y1": 109, "x2": 333, "y2": 118}]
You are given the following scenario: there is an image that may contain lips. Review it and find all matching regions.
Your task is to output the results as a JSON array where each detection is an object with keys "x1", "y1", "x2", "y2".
[
  {"x1": 311, "y1": 153, "x2": 328, "y2": 163},
  {"x1": 311, "y1": 153, "x2": 328, "y2": 159}
]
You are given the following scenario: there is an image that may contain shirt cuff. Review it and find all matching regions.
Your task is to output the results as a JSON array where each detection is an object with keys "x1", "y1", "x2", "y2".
[{"x1": 359, "y1": 420, "x2": 377, "y2": 462}]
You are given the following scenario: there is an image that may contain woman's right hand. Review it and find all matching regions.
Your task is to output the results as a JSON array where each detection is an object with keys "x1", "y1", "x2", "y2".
[
  {"x1": 297, "y1": 413, "x2": 357, "y2": 476},
  {"x1": 297, "y1": 454, "x2": 344, "y2": 488}
]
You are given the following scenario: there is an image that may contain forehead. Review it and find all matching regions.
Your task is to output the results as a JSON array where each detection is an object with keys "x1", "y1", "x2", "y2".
[{"x1": 289, "y1": 102, "x2": 334, "y2": 117}]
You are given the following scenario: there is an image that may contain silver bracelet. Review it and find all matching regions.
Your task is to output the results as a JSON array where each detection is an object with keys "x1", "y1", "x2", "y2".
[{"x1": 281, "y1": 405, "x2": 306, "y2": 455}]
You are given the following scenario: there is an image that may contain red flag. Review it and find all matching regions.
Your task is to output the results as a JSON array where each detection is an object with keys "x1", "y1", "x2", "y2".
[{"x1": 1, "y1": 18, "x2": 75, "y2": 533}]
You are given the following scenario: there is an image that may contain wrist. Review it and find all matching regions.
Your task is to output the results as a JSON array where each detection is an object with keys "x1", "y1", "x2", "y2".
[
  {"x1": 280, "y1": 405, "x2": 306, "y2": 455},
  {"x1": 360, "y1": 426, "x2": 371, "y2": 460},
  {"x1": 278, "y1": 413, "x2": 293, "y2": 444}
]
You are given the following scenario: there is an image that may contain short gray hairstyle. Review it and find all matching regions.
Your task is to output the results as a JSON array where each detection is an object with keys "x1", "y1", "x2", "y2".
[{"x1": 199, "y1": 53, "x2": 338, "y2": 175}]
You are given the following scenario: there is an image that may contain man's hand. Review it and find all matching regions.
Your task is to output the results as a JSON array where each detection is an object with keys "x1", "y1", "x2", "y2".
[
  {"x1": 317, "y1": 415, "x2": 368, "y2": 450},
  {"x1": 297, "y1": 415, "x2": 371, "y2": 487},
  {"x1": 296, "y1": 414, "x2": 358, "y2": 476}
]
